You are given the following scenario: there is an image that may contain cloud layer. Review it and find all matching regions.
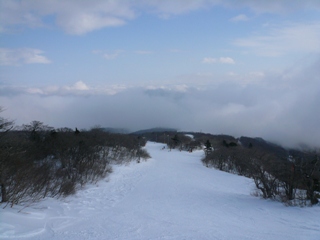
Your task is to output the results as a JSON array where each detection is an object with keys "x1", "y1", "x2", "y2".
[{"x1": 1, "y1": 57, "x2": 319, "y2": 148}]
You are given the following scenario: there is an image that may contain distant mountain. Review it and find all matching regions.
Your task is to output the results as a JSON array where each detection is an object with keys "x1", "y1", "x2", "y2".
[
  {"x1": 103, "y1": 128, "x2": 130, "y2": 134},
  {"x1": 180, "y1": 132, "x2": 290, "y2": 158},
  {"x1": 239, "y1": 136, "x2": 288, "y2": 158},
  {"x1": 131, "y1": 127, "x2": 178, "y2": 135}
]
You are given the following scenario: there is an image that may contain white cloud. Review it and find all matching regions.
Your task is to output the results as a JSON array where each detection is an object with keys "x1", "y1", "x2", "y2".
[
  {"x1": 59, "y1": 14, "x2": 126, "y2": 35},
  {"x1": 219, "y1": 57, "x2": 235, "y2": 64},
  {"x1": 225, "y1": 71, "x2": 266, "y2": 86},
  {"x1": 234, "y1": 22, "x2": 320, "y2": 56},
  {"x1": 66, "y1": 81, "x2": 90, "y2": 91},
  {"x1": 59, "y1": 82, "x2": 128, "y2": 95},
  {"x1": 203, "y1": 57, "x2": 235, "y2": 64},
  {"x1": 0, "y1": 0, "x2": 135, "y2": 35},
  {"x1": 0, "y1": 48, "x2": 51, "y2": 66},
  {"x1": 145, "y1": 84, "x2": 189, "y2": 93},
  {"x1": 202, "y1": 57, "x2": 217, "y2": 64},
  {"x1": 229, "y1": 14, "x2": 249, "y2": 22},
  {"x1": 103, "y1": 51, "x2": 123, "y2": 60}
]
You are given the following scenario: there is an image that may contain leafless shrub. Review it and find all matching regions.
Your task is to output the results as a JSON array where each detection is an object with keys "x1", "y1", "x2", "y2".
[{"x1": 1, "y1": 121, "x2": 151, "y2": 208}]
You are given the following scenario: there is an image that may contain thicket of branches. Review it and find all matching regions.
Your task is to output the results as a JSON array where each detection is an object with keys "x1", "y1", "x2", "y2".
[
  {"x1": 202, "y1": 138, "x2": 320, "y2": 206},
  {"x1": 2, "y1": 107, "x2": 319, "y2": 208},
  {"x1": 0, "y1": 119, "x2": 150, "y2": 208}
]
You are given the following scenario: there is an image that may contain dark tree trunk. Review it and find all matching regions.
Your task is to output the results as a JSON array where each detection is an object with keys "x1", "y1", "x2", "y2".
[{"x1": 1, "y1": 183, "x2": 7, "y2": 203}]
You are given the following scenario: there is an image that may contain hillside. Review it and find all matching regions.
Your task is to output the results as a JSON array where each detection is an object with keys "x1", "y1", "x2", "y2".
[{"x1": 1, "y1": 142, "x2": 319, "y2": 240}]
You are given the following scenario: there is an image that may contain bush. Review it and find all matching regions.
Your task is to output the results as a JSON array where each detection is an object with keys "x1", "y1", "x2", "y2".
[
  {"x1": 0, "y1": 121, "x2": 151, "y2": 207},
  {"x1": 202, "y1": 141, "x2": 320, "y2": 205}
]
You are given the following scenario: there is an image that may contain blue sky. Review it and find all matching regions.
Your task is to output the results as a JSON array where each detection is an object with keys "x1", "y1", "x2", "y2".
[{"x1": 1, "y1": 0, "x2": 320, "y2": 148}]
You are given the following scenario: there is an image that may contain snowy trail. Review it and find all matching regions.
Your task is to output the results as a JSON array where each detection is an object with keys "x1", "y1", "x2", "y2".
[{"x1": 1, "y1": 142, "x2": 320, "y2": 240}]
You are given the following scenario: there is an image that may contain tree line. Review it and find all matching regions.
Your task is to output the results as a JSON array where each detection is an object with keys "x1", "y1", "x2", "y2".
[
  {"x1": 0, "y1": 111, "x2": 149, "y2": 207},
  {"x1": 200, "y1": 136, "x2": 320, "y2": 206}
]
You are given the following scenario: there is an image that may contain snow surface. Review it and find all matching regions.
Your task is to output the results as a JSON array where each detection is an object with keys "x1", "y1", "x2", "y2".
[{"x1": 1, "y1": 142, "x2": 319, "y2": 240}]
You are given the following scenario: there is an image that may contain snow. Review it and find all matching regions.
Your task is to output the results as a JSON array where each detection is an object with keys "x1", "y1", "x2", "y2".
[
  {"x1": 1, "y1": 142, "x2": 319, "y2": 240},
  {"x1": 184, "y1": 134, "x2": 194, "y2": 139}
]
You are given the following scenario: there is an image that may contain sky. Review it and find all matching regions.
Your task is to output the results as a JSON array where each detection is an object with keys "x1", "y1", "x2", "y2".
[{"x1": 0, "y1": 0, "x2": 320, "y2": 148}]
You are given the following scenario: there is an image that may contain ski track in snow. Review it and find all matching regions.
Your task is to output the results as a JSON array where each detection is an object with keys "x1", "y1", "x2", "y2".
[{"x1": 1, "y1": 142, "x2": 320, "y2": 240}]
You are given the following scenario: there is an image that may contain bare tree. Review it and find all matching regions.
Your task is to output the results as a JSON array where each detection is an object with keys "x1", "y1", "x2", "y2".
[
  {"x1": 22, "y1": 120, "x2": 53, "y2": 141},
  {"x1": 0, "y1": 107, "x2": 14, "y2": 135},
  {"x1": 0, "y1": 107, "x2": 14, "y2": 203}
]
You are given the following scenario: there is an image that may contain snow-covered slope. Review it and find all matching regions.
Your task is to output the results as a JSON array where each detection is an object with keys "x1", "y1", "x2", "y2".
[{"x1": 1, "y1": 142, "x2": 319, "y2": 240}]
